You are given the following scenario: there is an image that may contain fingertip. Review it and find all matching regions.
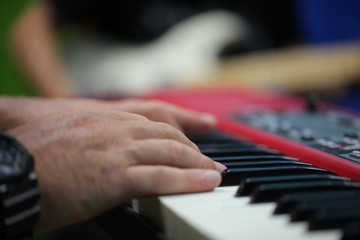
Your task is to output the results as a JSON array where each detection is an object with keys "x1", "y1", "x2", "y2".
[
  {"x1": 181, "y1": 112, "x2": 217, "y2": 134},
  {"x1": 202, "y1": 170, "x2": 222, "y2": 188},
  {"x1": 214, "y1": 161, "x2": 227, "y2": 174},
  {"x1": 201, "y1": 113, "x2": 217, "y2": 128}
]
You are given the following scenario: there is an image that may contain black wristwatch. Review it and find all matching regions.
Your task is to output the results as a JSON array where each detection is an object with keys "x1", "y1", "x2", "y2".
[{"x1": 0, "y1": 132, "x2": 40, "y2": 240}]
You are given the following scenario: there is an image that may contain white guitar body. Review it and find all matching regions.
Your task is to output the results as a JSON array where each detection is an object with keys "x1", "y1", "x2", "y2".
[{"x1": 64, "y1": 10, "x2": 248, "y2": 95}]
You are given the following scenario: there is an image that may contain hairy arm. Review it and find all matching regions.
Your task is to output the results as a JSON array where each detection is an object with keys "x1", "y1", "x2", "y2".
[
  {"x1": 0, "y1": 96, "x2": 101, "y2": 131},
  {"x1": 0, "y1": 96, "x2": 216, "y2": 133}
]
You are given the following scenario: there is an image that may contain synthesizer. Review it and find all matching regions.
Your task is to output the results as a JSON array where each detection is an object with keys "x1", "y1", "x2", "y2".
[{"x1": 136, "y1": 89, "x2": 360, "y2": 240}]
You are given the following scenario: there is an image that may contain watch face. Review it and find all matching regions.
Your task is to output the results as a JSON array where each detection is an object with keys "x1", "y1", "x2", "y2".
[{"x1": 0, "y1": 133, "x2": 33, "y2": 181}]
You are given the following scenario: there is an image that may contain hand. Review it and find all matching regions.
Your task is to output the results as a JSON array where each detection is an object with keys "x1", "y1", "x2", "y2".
[
  {"x1": 9, "y1": 108, "x2": 225, "y2": 231},
  {"x1": 112, "y1": 99, "x2": 217, "y2": 133},
  {"x1": 0, "y1": 97, "x2": 216, "y2": 133}
]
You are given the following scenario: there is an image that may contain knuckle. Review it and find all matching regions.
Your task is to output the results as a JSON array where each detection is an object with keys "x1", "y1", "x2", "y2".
[
  {"x1": 157, "y1": 122, "x2": 177, "y2": 135},
  {"x1": 151, "y1": 167, "x2": 170, "y2": 191},
  {"x1": 124, "y1": 169, "x2": 142, "y2": 193},
  {"x1": 131, "y1": 113, "x2": 149, "y2": 121},
  {"x1": 110, "y1": 109, "x2": 148, "y2": 121},
  {"x1": 122, "y1": 141, "x2": 140, "y2": 164},
  {"x1": 166, "y1": 139, "x2": 186, "y2": 157}
]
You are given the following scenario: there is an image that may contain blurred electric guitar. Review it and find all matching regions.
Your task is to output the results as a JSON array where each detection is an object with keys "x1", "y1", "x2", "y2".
[{"x1": 65, "y1": 10, "x2": 248, "y2": 96}]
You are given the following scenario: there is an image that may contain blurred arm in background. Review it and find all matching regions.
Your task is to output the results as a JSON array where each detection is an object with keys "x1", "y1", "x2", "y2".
[{"x1": 11, "y1": 1, "x2": 75, "y2": 97}]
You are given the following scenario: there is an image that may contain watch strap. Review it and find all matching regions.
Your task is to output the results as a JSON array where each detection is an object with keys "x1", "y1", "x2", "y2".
[{"x1": 0, "y1": 133, "x2": 40, "y2": 240}]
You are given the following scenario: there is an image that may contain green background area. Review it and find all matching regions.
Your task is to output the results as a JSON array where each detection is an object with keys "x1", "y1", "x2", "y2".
[
  {"x1": 0, "y1": 1, "x2": 49, "y2": 237},
  {"x1": 0, "y1": 0, "x2": 35, "y2": 96}
]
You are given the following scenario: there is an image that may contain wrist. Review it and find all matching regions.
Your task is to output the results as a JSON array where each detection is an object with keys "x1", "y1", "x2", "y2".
[
  {"x1": 0, "y1": 132, "x2": 40, "y2": 239},
  {"x1": 0, "y1": 97, "x2": 41, "y2": 132},
  {"x1": 0, "y1": 97, "x2": 21, "y2": 132}
]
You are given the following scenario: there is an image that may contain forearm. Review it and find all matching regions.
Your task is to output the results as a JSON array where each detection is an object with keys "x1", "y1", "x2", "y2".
[
  {"x1": 0, "y1": 96, "x2": 216, "y2": 133},
  {"x1": 10, "y1": 1, "x2": 74, "y2": 97},
  {"x1": 0, "y1": 96, "x2": 102, "y2": 131}
]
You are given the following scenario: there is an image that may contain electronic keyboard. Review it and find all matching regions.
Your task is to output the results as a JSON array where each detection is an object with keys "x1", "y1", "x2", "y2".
[{"x1": 135, "y1": 89, "x2": 360, "y2": 240}]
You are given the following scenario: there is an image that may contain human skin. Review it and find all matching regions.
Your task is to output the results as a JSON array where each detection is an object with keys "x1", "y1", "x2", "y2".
[
  {"x1": 0, "y1": 96, "x2": 223, "y2": 230},
  {"x1": 11, "y1": 1, "x2": 75, "y2": 97},
  {"x1": 0, "y1": 97, "x2": 217, "y2": 133},
  {"x1": 8, "y1": 107, "x2": 225, "y2": 231}
]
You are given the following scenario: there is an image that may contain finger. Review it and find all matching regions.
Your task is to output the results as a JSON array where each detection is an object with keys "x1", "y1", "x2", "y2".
[
  {"x1": 111, "y1": 99, "x2": 216, "y2": 133},
  {"x1": 126, "y1": 121, "x2": 199, "y2": 151},
  {"x1": 214, "y1": 161, "x2": 227, "y2": 173},
  {"x1": 167, "y1": 106, "x2": 217, "y2": 133},
  {"x1": 127, "y1": 139, "x2": 217, "y2": 170},
  {"x1": 126, "y1": 166, "x2": 221, "y2": 197},
  {"x1": 93, "y1": 108, "x2": 148, "y2": 121},
  {"x1": 151, "y1": 113, "x2": 184, "y2": 132}
]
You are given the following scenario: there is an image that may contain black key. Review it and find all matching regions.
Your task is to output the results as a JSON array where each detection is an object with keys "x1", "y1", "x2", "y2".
[
  {"x1": 188, "y1": 132, "x2": 241, "y2": 144},
  {"x1": 224, "y1": 161, "x2": 312, "y2": 169},
  {"x1": 198, "y1": 142, "x2": 253, "y2": 151},
  {"x1": 251, "y1": 180, "x2": 360, "y2": 203},
  {"x1": 213, "y1": 155, "x2": 298, "y2": 163},
  {"x1": 201, "y1": 145, "x2": 259, "y2": 153},
  {"x1": 202, "y1": 148, "x2": 280, "y2": 158},
  {"x1": 290, "y1": 200, "x2": 360, "y2": 222},
  {"x1": 309, "y1": 208, "x2": 360, "y2": 230},
  {"x1": 275, "y1": 190, "x2": 360, "y2": 214},
  {"x1": 342, "y1": 221, "x2": 360, "y2": 240},
  {"x1": 221, "y1": 166, "x2": 329, "y2": 186},
  {"x1": 237, "y1": 174, "x2": 346, "y2": 197}
]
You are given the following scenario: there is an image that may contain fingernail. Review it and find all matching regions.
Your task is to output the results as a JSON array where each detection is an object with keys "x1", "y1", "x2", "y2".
[
  {"x1": 203, "y1": 170, "x2": 221, "y2": 185},
  {"x1": 214, "y1": 162, "x2": 227, "y2": 173},
  {"x1": 202, "y1": 114, "x2": 217, "y2": 125}
]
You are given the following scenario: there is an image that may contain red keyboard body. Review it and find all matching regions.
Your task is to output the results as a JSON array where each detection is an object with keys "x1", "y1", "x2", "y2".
[{"x1": 150, "y1": 88, "x2": 360, "y2": 182}]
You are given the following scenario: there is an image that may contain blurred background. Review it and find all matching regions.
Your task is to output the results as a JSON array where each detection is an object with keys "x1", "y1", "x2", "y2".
[
  {"x1": 1, "y1": 1, "x2": 360, "y2": 239},
  {"x1": 1, "y1": 0, "x2": 360, "y2": 109}
]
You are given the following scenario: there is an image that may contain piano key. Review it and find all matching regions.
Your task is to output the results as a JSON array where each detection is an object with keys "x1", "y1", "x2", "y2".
[
  {"x1": 161, "y1": 131, "x2": 360, "y2": 239},
  {"x1": 188, "y1": 132, "x2": 242, "y2": 144},
  {"x1": 137, "y1": 186, "x2": 342, "y2": 240},
  {"x1": 342, "y1": 221, "x2": 360, "y2": 240},
  {"x1": 251, "y1": 181, "x2": 360, "y2": 203},
  {"x1": 290, "y1": 200, "x2": 360, "y2": 222},
  {"x1": 221, "y1": 166, "x2": 330, "y2": 186},
  {"x1": 202, "y1": 148, "x2": 281, "y2": 158},
  {"x1": 309, "y1": 208, "x2": 360, "y2": 230},
  {"x1": 224, "y1": 161, "x2": 312, "y2": 169},
  {"x1": 198, "y1": 142, "x2": 253, "y2": 151},
  {"x1": 237, "y1": 174, "x2": 348, "y2": 197},
  {"x1": 213, "y1": 155, "x2": 299, "y2": 163},
  {"x1": 274, "y1": 190, "x2": 360, "y2": 214}
]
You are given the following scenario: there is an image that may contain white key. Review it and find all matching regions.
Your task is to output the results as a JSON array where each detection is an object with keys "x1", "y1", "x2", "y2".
[{"x1": 138, "y1": 186, "x2": 341, "y2": 240}]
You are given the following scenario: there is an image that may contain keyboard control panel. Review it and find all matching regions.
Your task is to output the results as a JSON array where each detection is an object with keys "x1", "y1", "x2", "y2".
[{"x1": 234, "y1": 109, "x2": 360, "y2": 164}]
